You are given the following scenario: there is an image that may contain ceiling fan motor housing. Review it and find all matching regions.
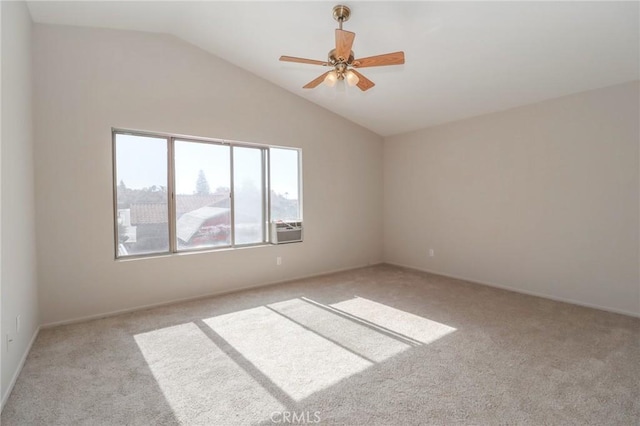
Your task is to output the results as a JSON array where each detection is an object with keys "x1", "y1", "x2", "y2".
[{"x1": 328, "y1": 48, "x2": 354, "y2": 66}]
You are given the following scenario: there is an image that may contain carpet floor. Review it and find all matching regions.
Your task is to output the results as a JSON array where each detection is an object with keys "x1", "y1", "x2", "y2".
[{"x1": 2, "y1": 264, "x2": 639, "y2": 425}]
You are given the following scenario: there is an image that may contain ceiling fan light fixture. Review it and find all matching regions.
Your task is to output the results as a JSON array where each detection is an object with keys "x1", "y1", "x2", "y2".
[
  {"x1": 280, "y1": 5, "x2": 404, "y2": 91},
  {"x1": 345, "y1": 70, "x2": 359, "y2": 87},
  {"x1": 324, "y1": 71, "x2": 338, "y2": 87}
]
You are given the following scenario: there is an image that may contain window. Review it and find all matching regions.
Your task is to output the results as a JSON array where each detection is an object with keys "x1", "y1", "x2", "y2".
[
  {"x1": 174, "y1": 140, "x2": 231, "y2": 250},
  {"x1": 113, "y1": 130, "x2": 301, "y2": 258},
  {"x1": 270, "y1": 148, "x2": 301, "y2": 221},
  {"x1": 115, "y1": 134, "x2": 170, "y2": 256},
  {"x1": 233, "y1": 146, "x2": 266, "y2": 245}
]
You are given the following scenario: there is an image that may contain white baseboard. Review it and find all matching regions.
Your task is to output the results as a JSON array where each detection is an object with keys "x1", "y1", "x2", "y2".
[
  {"x1": 1, "y1": 325, "x2": 40, "y2": 411},
  {"x1": 41, "y1": 262, "x2": 384, "y2": 329},
  {"x1": 384, "y1": 261, "x2": 640, "y2": 319}
]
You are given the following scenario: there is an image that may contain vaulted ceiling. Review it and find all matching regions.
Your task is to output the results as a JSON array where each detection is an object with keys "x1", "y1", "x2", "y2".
[{"x1": 27, "y1": 1, "x2": 639, "y2": 136}]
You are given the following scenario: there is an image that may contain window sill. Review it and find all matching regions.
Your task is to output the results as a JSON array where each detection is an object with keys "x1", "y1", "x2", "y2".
[{"x1": 115, "y1": 240, "x2": 302, "y2": 262}]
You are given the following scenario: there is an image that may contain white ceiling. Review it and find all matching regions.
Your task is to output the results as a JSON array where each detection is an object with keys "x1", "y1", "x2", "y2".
[{"x1": 27, "y1": 1, "x2": 639, "y2": 136}]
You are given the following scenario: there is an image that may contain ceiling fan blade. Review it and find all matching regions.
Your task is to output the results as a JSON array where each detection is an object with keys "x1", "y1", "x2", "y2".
[
  {"x1": 280, "y1": 56, "x2": 328, "y2": 66},
  {"x1": 303, "y1": 71, "x2": 331, "y2": 89},
  {"x1": 335, "y1": 29, "x2": 356, "y2": 61},
  {"x1": 349, "y1": 69, "x2": 375, "y2": 91},
  {"x1": 353, "y1": 51, "x2": 405, "y2": 68}
]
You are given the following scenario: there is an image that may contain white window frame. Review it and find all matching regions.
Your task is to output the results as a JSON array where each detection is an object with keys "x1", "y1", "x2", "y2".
[{"x1": 112, "y1": 128, "x2": 302, "y2": 259}]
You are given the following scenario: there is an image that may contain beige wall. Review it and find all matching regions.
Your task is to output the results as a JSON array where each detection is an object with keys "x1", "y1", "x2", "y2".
[
  {"x1": 22, "y1": 14, "x2": 640, "y2": 333},
  {"x1": 33, "y1": 24, "x2": 383, "y2": 325},
  {"x1": 384, "y1": 81, "x2": 640, "y2": 316},
  {"x1": 1, "y1": 1, "x2": 39, "y2": 403}
]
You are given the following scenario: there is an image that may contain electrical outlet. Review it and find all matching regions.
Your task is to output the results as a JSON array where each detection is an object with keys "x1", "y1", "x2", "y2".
[
  {"x1": 429, "y1": 249, "x2": 435, "y2": 257},
  {"x1": 16, "y1": 315, "x2": 21, "y2": 333},
  {"x1": 276, "y1": 256, "x2": 282, "y2": 266}
]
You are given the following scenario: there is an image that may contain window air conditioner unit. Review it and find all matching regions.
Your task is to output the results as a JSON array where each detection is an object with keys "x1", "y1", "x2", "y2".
[{"x1": 271, "y1": 221, "x2": 303, "y2": 244}]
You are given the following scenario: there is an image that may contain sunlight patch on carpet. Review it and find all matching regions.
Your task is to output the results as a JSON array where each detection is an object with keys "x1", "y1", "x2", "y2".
[
  {"x1": 330, "y1": 296, "x2": 457, "y2": 344},
  {"x1": 134, "y1": 322, "x2": 285, "y2": 424},
  {"x1": 203, "y1": 306, "x2": 373, "y2": 401},
  {"x1": 268, "y1": 298, "x2": 412, "y2": 362},
  {"x1": 135, "y1": 297, "x2": 457, "y2": 410}
]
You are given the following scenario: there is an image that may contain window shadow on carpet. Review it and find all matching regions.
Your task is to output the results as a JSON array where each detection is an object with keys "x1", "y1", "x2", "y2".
[{"x1": 133, "y1": 296, "x2": 456, "y2": 423}]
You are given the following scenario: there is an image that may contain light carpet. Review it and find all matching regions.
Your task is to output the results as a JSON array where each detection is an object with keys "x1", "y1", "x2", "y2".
[{"x1": 2, "y1": 264, "x2": 639, "y2": 425}]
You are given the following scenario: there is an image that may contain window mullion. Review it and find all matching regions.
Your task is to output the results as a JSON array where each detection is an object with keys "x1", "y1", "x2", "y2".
[
  {"x1": 112, "y1": 131, "x2": 119, "y2": 258},
  {"x1": 168, "y1": 137, "x2": 177, "y2": 253},
  {"x1": 230, "y1": 145, "x2": 236, "y2": 247},
  {"x1": 264, "y1": 148, "x2": 271, "y2": 243}
]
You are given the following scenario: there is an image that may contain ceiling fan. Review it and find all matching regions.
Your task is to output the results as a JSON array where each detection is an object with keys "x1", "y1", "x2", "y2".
[{"x1": 279, "y1": 5, "x2": 405, "y2": 91}]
